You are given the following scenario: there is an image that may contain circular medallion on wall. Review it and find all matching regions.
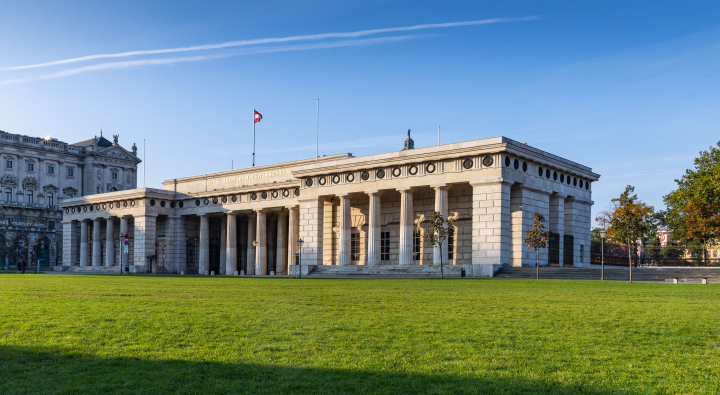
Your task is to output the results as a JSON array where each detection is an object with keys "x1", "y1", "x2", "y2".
[
  {"x1": 546, "y1": 169, "x2": 550, "y2": 179},
  {"x1": 282, "y1": 189, "x2": 289, "y2": 197},
  {"x1": 332, "y1": 174, "x2": 340, "y2": 184},
  {"x1": 567, "y1": 176, "x2": 571, "y2": 185},
  {"x1": 361, "y1": 171, "x2": 369, "y2": 181},
  {"x1": 179, "y1": 201, "x2": 184, "y2": 208},
  {"x1": 123, "y1": 201, "x2": 128, "y2": 208},
  {"x1": 160, "y1": 201, "x2": 166, "y2": 207},
  {"x1": 504, "y1": 156, "x2": 511, "y2": 167},
  {"x1": 170, "y1": 201, "x2": 175, "y2": 208},
  {"x1": 150, "y1": 200, "x2": 155, "y2": 206},
  {"x1": 272, "y1": 190, "x2": 278, "y2": 198},
  {"x1": 251, "y1": 193, "x2": 257, "y2": 200},
  {"x1": 222, "y1": 196, "x2": 227, "y2": 203},
  {"x1": 83, "y1": 206, "x2": 87, "y2": 212},
  {"x1": 376, "y1": 169, "x2": 385, "y2": 179},
  {"x1": 482, "y1": 156, "x2": 493, "y2": 167},
  {"x1": 408, "y1": 165, "x2": 418, "y2": 175},
  {"x1": 560, "y1": 174, "x2": 565, "y2": 183},
  {"x1": 231, "y1": 195, "x2": 238, "y2": 202},
  {"x1": 261, "y1": 191, "x2": 268, "y2": 199},
  {"x1": 426, "y1": 163, "x2": 436, "y2": 173},
  {"x1": 294, "y1": 188, "x2": 300, "y2": 196},
  {"x1": 65, "y1": 208, "x2": 70, "y2": 214},
  {"x1": 513, "y1": 159, "x2": 519, "y2": 170},
  {"x1": 553, "y1": 171, "x2": 558, "y2": 181},
  {"x1": 573, "y1": 177, "x2": 577, "y2": 186},
  {"x1": 131, "y1": 200, "x2": 135, "y2": 207},
  {"x1": 203, "y1": 199, "x2": 209, "y2": 205},
  {"x1": 305, "y1": 178, "x2": 313, "y2": 187},
  {"x1": 212, "y1": 197, "x2": 218, "y2": 204},
  {"x1": 102, "y1": 203, "x2": 107, "y2": 209},
  {"x1": 90, "y1": 205, "x2": 94, "y2": 211},
  {"x1": 71, "y1": 207, "x2": 75, "y2": 213},
  {"x1": 522, "y1": 162, "x2": 528, "y2": 172},
  {"x1": 392, "y1": 167, "x2": 401, "y2": 177},
  {"x1": 538, "y1": 167, "x2": 543, "y2": 177},
  {"x1": 579, "y1": 180, "x2": 583, "y2": 188},
  {"x1": 346, "y1": 173, "x2": 355, "y2": 182},
  {"x1": 586, "y1": 182, "x2": 590, "y2": 190},
  {"x1": 195, "y1": 199, "x2": 200, "y2": 206},
  {"x1": 463, "y1": 158, "x2": 474, "y2": 169},
  {"x1": 319, "y1": 176, "x2": 327, "y2": 186}
]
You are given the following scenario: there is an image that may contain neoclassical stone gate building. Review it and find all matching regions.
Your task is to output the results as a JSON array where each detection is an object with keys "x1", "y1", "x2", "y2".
[{"x1": 59, "y1": 136, "x2": 599, "y2": 276}]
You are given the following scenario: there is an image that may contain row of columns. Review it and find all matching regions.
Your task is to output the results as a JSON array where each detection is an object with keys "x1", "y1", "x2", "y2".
[
  {"x1": 197, "y1": 207, "x2": 299, "y2": 276},
  {"x1": 76, "y1": 216, "x2": 130, "y2": 267},
  {"x1": 331, "y1": 185, "x2": 450, "y2": 267}
]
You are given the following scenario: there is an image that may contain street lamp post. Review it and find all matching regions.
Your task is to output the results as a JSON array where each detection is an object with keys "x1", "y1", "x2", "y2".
[
  {"x1": 599, "y1": 229, "x2": 607, "y2": 281},
  {"x1": 252, "y1": 240, "x2": 258, "y2": 275},
  {"x1": 297, "y1": 238, "x2": 304, "y2": 279},
  {"x1": 119, "y1": 235, "x2": 124, "y2": 275}
]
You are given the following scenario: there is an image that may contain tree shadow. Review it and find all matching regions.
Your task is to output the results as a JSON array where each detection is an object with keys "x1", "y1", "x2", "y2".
[{"x1": 0, "y1": 345, "x2": 639, "y2": 395}]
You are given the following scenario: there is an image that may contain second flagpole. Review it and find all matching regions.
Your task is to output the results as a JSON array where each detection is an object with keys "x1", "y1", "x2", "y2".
[{"x1": 252, "y1": 108, "x2": 256, "y2": 167}]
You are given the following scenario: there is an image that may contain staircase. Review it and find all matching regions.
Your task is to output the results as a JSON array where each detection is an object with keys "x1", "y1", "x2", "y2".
[
  {"x1": 308, "y1": 265, "x2": 462, "y2": 278},
  {"x1": 494, "y1": 266, "x2": 720, "y2": 283}
]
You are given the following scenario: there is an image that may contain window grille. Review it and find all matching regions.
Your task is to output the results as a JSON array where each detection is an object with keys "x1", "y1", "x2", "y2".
[{"x1": 381, "y1": 230, "x2": 390, "y2": 261}]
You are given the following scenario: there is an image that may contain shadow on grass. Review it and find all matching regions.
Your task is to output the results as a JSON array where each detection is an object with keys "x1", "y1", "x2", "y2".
[{"x1": 0, "y1": 346, "x2": 638, "y2": 395}]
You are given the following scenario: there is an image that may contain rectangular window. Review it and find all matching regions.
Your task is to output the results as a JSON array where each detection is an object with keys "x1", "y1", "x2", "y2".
[
  {"x1": 350, "y1": 233, "x2": 360, "y2": 261},
  {"x1": 67, "y1": 168, "x2": 73, "y2": 177},
  {"x1": 448, "y1": 227, "x2": 454, "y2": 261},
  {"x1": 4, "y1": 188, "x2": 11, "y2": 202},
  {"x1": 49, "y1": 221, "x2": 55, "y2": 230},
  {"x1": 26, "y1": 191, "x2": 33, "y2": 204},
  {"x1": 413, "y1": 228, "x2": 421, "y2": 261},
  {"x1": 381, "y1": 230, "x2": 390, "y2": 261},
  {"x1": 5, "y1": 160, "x2": 12, "y2": 169},
  {"x1": 48, "y1": 192, "x2": 54, "y2": 207},
  {"x1": 47, "y1": 165, "x2": 54, "y2": 174},
  {"x1": 112, "y1": 171, "x2": 118, "y2": 180},
  {"x1": 27, "y1": 163, "x2": 33, "y2": 172}
]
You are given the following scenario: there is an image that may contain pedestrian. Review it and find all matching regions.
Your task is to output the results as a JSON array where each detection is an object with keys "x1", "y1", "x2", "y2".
[{"x1": 21, "y1": 260, "x2": 26, "y2": 274}]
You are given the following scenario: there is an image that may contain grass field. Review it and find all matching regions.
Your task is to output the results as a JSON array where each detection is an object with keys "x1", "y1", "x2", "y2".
[{"x1": 1, "y1": 274, "x2": 719, "y2": 394}]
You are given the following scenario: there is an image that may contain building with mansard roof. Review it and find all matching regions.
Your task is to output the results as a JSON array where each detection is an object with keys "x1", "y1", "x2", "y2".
[
  {"x1": 0, "y1": 129, "x2": 140, "y2": 269},
  {"x1": 58, "y1": 135, "x2": 599, "y2": 277}
]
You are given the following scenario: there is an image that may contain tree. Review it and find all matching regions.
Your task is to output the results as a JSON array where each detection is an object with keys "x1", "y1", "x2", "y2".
[
  {"x1": 608, "y1": 185, "x2": 657, "y2": 282},
  {"x1": 524, "y1": 213, "x2": 550, "y2": 280},
  {"x1": 663, "y1": 141, "x2": 720, "y2": 262},
  {"x1": 422, "y1": 211, "x2": 454, "y2": 279}
]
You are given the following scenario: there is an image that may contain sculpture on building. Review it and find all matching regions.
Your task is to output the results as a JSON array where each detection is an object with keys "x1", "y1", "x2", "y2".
[{"x1": 403, "y1": 129, "x2": 414, "y2": 150}]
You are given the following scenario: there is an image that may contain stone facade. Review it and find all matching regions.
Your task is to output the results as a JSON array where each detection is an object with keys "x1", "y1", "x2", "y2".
[
  {"x1": 1, "y1": 129, "x2": 139, "y2": 269},
  {"x1": 58, "y1": 137, "x2": 599, "y2": 277}
]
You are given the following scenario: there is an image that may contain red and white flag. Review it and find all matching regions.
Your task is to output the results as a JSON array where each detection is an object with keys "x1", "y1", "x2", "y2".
[{"x1": 254, "y1": 110, "x2": 262, "y2": 123}]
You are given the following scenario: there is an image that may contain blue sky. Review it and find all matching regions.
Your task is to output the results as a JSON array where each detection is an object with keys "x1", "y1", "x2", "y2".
[{"x1": 1, "y1": 1, "x2": 719, "y2": 224}]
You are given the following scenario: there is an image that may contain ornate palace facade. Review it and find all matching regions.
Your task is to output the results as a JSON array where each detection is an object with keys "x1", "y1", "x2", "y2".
[
  {"x1": 59, "y1": 136, "x2": 599, "y2": 277},
  {"x1": 0, "y1": 130, "x2": 140, "y2": 268}
]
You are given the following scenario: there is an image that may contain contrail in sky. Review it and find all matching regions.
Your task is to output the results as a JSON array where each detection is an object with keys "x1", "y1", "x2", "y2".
[
  {"x1": 2, "y1": 16, "x2": 539, "y2": 71},
  {"x1": 0, "y1": 36, "x2": 421, "y2": 85}
]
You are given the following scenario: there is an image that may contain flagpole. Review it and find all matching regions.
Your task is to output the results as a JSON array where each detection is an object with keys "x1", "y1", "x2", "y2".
[
  {"x1": 253, "y1": 108, "x2": 256, "y2": 167},
  {"x1": 316, "y1": 99, "x2": 319, "y2": 163}
]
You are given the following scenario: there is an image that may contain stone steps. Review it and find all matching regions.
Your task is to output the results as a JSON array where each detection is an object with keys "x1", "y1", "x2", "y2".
[{"x1": 495, "y1": 267, "x2": 720, "y2": 283}]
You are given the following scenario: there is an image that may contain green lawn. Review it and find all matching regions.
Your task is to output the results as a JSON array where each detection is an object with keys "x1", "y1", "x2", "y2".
[{"x1": 1, "y1": 275, "x2": 718, "y2": 394}]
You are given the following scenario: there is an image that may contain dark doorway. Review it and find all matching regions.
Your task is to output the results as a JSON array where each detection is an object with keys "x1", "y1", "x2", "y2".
[
  {"x1": 238, "y1": 216, "x2": 247, "y2": 273},
  {"x1": 563, "y1": 235, "x2": 574, "y2": 267},
  {"x1": 186, "y1": 237, "x2": 198, "y2": 274},
  {"x1": 548, "y1": 232, "x2": 560, "y2": 266},
  {"x1": 36, "y1": 237, "x2": 51, "y2": 267},
  {"x1": 267, "y1": 215, "x2": 277, "y2": 274},
  {"x1": 209, "y1": 236, "x2": 221, "y2": 274}
]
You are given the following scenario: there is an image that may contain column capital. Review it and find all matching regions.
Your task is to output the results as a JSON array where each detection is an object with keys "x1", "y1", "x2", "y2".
[
  {"x1": 397, "y1": 187, "x2": 414, "y2": 193},
  {"x1": 470, "y1": 178, "x2": 513, "y2": 187},
  {"x1": 431, "y1": 184, "x2": 450, "y2": 190},
  {"x1": 366, "y1": 190, "x2": 383, "y2": 196}
]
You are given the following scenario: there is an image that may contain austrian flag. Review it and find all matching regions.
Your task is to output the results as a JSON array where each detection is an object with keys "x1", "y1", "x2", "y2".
[{"x1": 254, "y1": 110, "x2": 262, "y2": 123}]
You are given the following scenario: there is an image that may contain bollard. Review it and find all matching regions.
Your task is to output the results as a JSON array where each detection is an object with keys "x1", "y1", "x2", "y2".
[
  {"x1": 205, "y1": 271, "x2": 209, "y2": 276},
  {"x1": 234, "y1": 270, "x2": 239, "y2": 276},
  {"x1": 460, "y1": 268, "x2": 466, "y2": 278},
  {"x1": 270, "y1": 271, "x2": 275, "y2": 276},
  {"x1": 210, "y1": 271, "x2": 215, "y2": 276},
  {"x1": 240, "y1": 270, "x2": 245, "y2": 276},
  {"x1": 673, "y1": 278, "x2": 678, "y2": 284},
  {"x1": 702, "y1": 278, "x2": 708, "y2": 284},
  {"x1": 180, "y1": 271, "x2": 185, "y2": 275}
]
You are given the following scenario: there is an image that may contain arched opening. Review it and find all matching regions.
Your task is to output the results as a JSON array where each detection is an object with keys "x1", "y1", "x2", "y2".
[
  {"x1": 11, "y1": 235, "x2": 29, "y2": 267},
  {"x1": 35, "y1": 237, "x2": 51, "y2": 267}
]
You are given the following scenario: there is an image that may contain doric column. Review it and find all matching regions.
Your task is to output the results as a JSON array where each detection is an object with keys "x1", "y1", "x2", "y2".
[
  {"x1": 199, "y1": 214, "x2": 210, "y2": 275},
  {"x1": 433, "y1": 185, "x2": 449, "y2": 265},
  {"x1": 338, "y1": 194, "x2": 351, "y2": 266},
  {"x1": 225, "y1": 212, "x2": 237, "y2": 275},
  {"x1": 471, "y1": 181, "x2": 512, "y2": 267},
  {"x1": 276, "y1": 211, "x2": 288, "y2": 274},
  {"x1": 120, "y1": 216, "x2": 129, "y2": 268},
  {"x1": 62, "y1": 220, "x2": 78, "y2": 266},
  {"x1": 219, "y1": 215, "x2": 227, "y2": 275},
  {"x1": 92, "y1": 218, "x2": 102, "y2": 266},
  {"x1": 246, "y1": 212, "x2": 256, "y2": 275},
  {"x1": 367, "y1": 191, "x2": 381, "y2": 266},
  {"x1": 174, "y1": 215, "x2": 186, "y2": 273},
  {"x1": 398, "y1": 188, "x2": 414, "y2": 265},
  {"x1": 255, "y1": 210, "x2": 267, "y2": 275},
  {"x1": 548, "y1": 194, "x2": 565, "y2": 267},
  {"x1": 167, "y1": 215, "x2": 182, "y2": 273},
  {"x1": 287, "y1": 206, "x2": 298, "y2": 268},
  {"x1": 105, "y1": 217, "x2": 115, "y2": 266},
  {"x1": 298, "y1": 197, "x2": 324, "y2": 266}
]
